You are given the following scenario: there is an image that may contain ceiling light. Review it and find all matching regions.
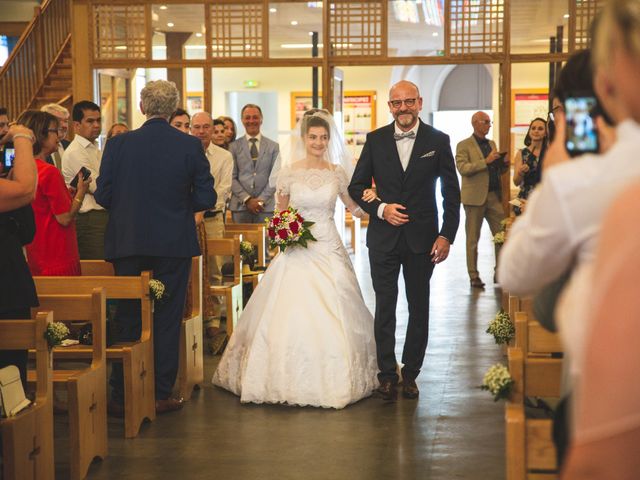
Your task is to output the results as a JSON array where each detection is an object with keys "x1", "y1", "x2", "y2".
[
  {"x1": 564, "y1": 14, "x2": 570, "y2": 19},
  {"x1": 195, "y1": 32, "x2": 202, "y2": 37},
  {"x1": 290, "y1": 20, "x2": 299, "y2": 26},
  {"x1": 269, "y1": 7, "x2": 277, "y2": 13},
  {"x1": 115, "y1": 45, "x2": 127, "y2": 50},
  {"x1": 167, "y1": 22, "x2": 174, "y2": 27},
  {"x1": 432, "y1": 32, "x2": 438, "y2": 37},
  {"x1": 159, "y1": 5, "x2": 167, "y2": 10}
]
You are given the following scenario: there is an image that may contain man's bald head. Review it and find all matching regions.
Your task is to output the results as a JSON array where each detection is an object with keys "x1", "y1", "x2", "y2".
[
  {"x1": 471, "y1": 111, "x2": 491, "y2": 138},
  {"x1": 190, "y1": 111, "x2": 213, "y2": 148}
]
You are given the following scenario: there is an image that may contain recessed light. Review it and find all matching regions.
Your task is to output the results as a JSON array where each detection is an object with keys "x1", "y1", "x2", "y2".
[
  {"x1": 167, "y1": 22, "x2": 174, "y2": 27},
  {"x1": 564, "y1": 14, "x2": 570, "y2": 19},
  {"x1": 159, "y1": 5, "x2": 167, "y2": 10},
  {"x1": 432, "y1": 32, "x2": 438, "y2": 37},
  {"x1": 290, "y1": 20, "x2": 299, "y2": 26},
  {"x1": 269, "y1": 7, "x2": 277, "y2": 13},
  {"x1": 195, "y1": 33, "x2": 202, "y2": 38}
]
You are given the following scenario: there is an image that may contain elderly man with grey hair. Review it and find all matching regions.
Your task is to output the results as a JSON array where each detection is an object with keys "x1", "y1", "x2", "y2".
[
  {"x1": 40, "y1": 103, "x2": 70, "y2": 170},
  {"x1": 96, "y1": 80, "x2": 216, "y2": 415}
]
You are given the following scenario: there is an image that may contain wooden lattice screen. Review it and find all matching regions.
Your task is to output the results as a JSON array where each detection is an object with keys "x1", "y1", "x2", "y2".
[
  {"x1": 93, "y1": 5, "x2": 147, "y2": 60},
  {"x1": 449, "y1": 0, "x2": 505, "y2": 55},
  {"x1": 209, "y1": 2, "x2": 263, "y2": 58},
  {"x1": 573, "y1": 0, "x2": 604, "y2": 50},
  {"x1": 328, "y1": 1, "x2": 384, "y2": 57}
]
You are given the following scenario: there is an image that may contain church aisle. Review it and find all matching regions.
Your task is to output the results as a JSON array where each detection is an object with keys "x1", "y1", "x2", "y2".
[{"x1": 85, "y1": 224, "x2": 505, "y2": 480}]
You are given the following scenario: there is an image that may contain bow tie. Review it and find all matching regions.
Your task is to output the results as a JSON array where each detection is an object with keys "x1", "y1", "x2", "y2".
[{"x1": 394, "y1": 131, "x2": 416, "y2": 141}]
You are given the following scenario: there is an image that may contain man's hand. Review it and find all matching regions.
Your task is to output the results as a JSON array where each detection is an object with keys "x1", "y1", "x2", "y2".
[
  {"x1": 383, "y1": 203, "x2": 409, "y2": 226},
  {"x1": 485, "y1": 150, "x2": 502, "y2": 164},
  {"x1": 246, "y1": 197, "x2": 264, "y2": 214},
  {"x1": 194, "y1": 211, "x2": 204, "y2": 226},
  {"x1": 430, "y1": 236, "x2": 451, "y2": 264}
]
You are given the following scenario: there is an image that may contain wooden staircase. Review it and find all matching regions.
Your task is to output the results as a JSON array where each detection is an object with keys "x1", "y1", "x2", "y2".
[
  {"x1": 31, "y1": 42, "x2": 73, "y2": 111},
  {"x1": 0, "y1": 0, "x2": 71, "y2": 117}
]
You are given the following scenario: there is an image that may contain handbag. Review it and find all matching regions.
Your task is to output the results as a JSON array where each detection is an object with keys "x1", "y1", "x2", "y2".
[{"x1": 0, "y1": 365, "x2": 31, "y2": 417}]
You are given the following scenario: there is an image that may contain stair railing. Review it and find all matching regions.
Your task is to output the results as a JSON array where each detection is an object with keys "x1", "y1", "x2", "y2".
[{"x1": 0, "y1": 0, "x2": 71, "y2": 118}]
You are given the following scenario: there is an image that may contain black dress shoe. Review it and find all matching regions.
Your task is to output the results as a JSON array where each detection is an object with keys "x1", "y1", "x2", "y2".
[
  {"x1": 375, "y1": 380, "x2": 397, "y2": 402},
  {"x1": 402, "y1": 379, "x2": 419, "y2": 399},
  {"x1": 155, "y1": 397, "x2": 184, "y2": 414},
  {"x1": 470, "y1": 277, "x2": 485, "y2": 288}
]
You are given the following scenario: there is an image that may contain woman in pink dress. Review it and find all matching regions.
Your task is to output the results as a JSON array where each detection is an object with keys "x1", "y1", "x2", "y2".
[{"x1": 18, "y1": 110, "x2": 90, "y2": 275}]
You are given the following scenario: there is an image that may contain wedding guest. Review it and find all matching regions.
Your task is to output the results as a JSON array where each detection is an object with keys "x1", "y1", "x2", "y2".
[
  {"x1": 212, "y1": 118, "x2": 228, "y2": 149},
  {"x1": 499, "y1": 1, "x2": 640, "y2": 464},
  {"x1": 0, "y1": 121, "x2": 38, "y2": 386},
  {"x1": 62, "y1": 100, "x2": 105, "y2": 259},
  {"x1": 229, "y1": 104, "x2": 279, "y2": 224},
  {"x1": 96, "y1": 80, "x2": 216, "y2": 415},
  {"x1": 107, "y1": 122, "x2": 129, "y2": 140},
  {"x1": 218, "y1": 115, "x2": 236, "y2": 145},
  {"x1": 40, "y1": 103, "x2": 71, "y2": 170},
  {"x1": 169, "y1": 108, "x2": 190, "y2": 133},
  {"x1": 512, "y1": 117, "x2": 547, "y2": 215},
  {"x1": 455, "y1": 111, "x2": 508, "y2": 288},
  {"x1": 562, "y1": 181, "x2": 640, "y2": 480},
  {"x1": 18, "y1": 110, "x2": 89, "y2": 276}
]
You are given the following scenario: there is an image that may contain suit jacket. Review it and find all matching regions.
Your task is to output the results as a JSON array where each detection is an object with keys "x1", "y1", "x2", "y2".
[
  {"x1": 95, "y1": 117, "x2": 216, "y2": 260},
  {"x1": 229, "y1": 135, "x2": 279, "y2": 212},
  {"x1": 348, "y1": 120, "x2": 460, "y2": 254},
  {"x1": 455, "y1": 135, "x2": 501, "y2": 206}
]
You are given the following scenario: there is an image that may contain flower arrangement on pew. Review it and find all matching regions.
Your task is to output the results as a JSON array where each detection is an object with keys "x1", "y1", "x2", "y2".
[
  {"x1": 266, "y1": 207, "x2": 316, "y2": 253},
  {"x1": 481, "y1": 363, "x2": 514, "y2": 401},
  {"x1": 486, "y1": 310, "x2": 515, "y2": 345},
  {"x1": 240, "y1": 240, "x2": 257, "y2": 271},
  {"x1": 44, "y1": 322, "x2": 70, "y2": 348},
  {"x1": 149, "y1": 279, "x2": 168, "y2": 302},
  {"x1": 493, "y1": 231, "x2": 506, "y2": 245}
]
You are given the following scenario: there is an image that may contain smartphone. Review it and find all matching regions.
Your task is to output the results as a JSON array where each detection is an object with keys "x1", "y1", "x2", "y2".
[
  {"x1": 1, "y1": 142, "x2": 15, "y2": 176},
  {"x1": 69, "y1": 166, "x2": 91, "y2": 189},
  {"x1": 564, "y1": 95, "x2": 599, "y2": 156}
]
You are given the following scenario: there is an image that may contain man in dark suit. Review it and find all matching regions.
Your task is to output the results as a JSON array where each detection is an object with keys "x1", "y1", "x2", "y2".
[
  {"x1": 95, "y1": 80, "x2": 216, "y2": 414},
  {"x1": 349, "y1": 80, "x2": 460, "y2": 402}
]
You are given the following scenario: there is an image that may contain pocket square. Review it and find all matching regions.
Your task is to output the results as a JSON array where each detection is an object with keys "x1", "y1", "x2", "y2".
[{"x1": 421, "y1": 150, "x2": 436, "y2": 158}]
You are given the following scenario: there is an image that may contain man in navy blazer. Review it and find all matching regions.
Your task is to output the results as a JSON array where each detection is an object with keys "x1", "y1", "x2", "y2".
[
  {"x1": 96, "y1": 80, "x2": 216, "y2": 414},
  {"x1": 349, "y1": 80, "x2": 460, "y2": 402}
]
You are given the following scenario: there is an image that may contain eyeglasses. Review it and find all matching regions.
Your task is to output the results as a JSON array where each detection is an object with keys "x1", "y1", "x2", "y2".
[
  {"x1": 548, "y1": 104, "x2": 564, "y2": 122},
  {"x1": 389, "y1": 98, "x2": 418, "y2": 109}
]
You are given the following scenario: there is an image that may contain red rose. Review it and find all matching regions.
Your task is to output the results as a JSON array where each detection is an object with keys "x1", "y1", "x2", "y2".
[
  {"x1": 290, "y1": 221, "x2": 300, "y2": 234},
  {"x1": 273, "y1": 217, "x2": 281, "y2": 226},
  {"x1": 296, "y1": 214, "x2": 303, "y2": 222},
  {"x1": 268, "y1": 228, "x2": 276, "y2": 238},
  {"x1": 278, "y1": 229, "x2": 288, "y2": 240}
]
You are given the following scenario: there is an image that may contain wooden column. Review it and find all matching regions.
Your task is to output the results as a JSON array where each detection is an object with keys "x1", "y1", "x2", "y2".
[
  {"x1": 71, "y1": 0, "x2": 92, "y2": 103},
  {"x1": 165, "y1": 32, "x2": 192, "y2": 101}
]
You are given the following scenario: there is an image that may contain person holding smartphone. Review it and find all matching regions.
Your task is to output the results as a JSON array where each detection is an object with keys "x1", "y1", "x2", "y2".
[
  {"x1": 512, "y1": 117, "x2": 548, "y2": 215},
  {"x1": 17, "y1": 110, "x2": 90, "y2": 276}
]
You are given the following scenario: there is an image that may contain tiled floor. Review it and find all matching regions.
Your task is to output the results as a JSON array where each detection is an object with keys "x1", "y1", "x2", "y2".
[{"x1": 79, "y1": 221, "x2": 505, "y2": 480}]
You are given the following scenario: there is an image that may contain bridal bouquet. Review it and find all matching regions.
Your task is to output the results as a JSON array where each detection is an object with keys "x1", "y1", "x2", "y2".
[{"x1": 266, "y1": 207, "x2": 316, "y2": 252}]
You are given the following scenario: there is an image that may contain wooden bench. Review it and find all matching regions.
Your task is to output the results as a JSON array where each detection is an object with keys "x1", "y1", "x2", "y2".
[
  {"x1": 225, "y1": 223, "x2": 267, "y2": 269},
  {"x1": 176, "y1": 256, "x2": 204, "y2": 401},
  {"x1": 207, "y1": 236, "x2": 243, "y2": 335},
  {"x1": 0, "y1": 312, "x2": 54, "y2": 480},
  {"x1": 345, "y1": 210, "x2": 369, "y2": 253},
  {"x1": 32, "y1": 288, "x2": 107, "y2": 480},
  {"x1": 506, "y1": 311, "x2": 563, "y2": 480},
  {"x1": 34, "y1": 271, "x2": 156, "y2": 439}
]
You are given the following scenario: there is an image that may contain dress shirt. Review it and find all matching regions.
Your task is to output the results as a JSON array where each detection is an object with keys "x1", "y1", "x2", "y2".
[
  {"x1": 473, "y1": 134, "x2": 501, "y2": 192},
  {"x1": 377, "y1": 122, "x2": 420, "y2": 220},
  {"x1": 498, "y1": 119, "x2": 640, "y2": 389},
  {"x1": 62, "y1": 134, "x2": 103, "y2": 213},
  {"x1": 205, "y1": 142, "x2": 233, "y2": 212}
]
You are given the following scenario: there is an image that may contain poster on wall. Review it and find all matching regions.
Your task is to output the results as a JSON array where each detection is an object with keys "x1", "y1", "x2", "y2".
[
  {"x1": 511, "y1": 89, "x2": 548, "y2": 156},
  {"x1": 290, "y1": 93, "x2": 323, "y2": 129},
  {"x1": 186, "y1": 93, "x2": 203, "y2": 116}
]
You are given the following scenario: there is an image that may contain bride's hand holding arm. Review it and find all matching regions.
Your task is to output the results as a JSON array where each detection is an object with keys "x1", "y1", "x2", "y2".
[
  {"x1": 275, "y1": 191, "x2": 289, "y2": 213},
  {"x1": 362, "y1": 188, "x2": 380, "y2": 203}
]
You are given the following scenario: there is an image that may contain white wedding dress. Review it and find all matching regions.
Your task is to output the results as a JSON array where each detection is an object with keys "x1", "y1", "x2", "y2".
[{"x1": 212, "y1": 165, "x2": 378, "y2": 409}]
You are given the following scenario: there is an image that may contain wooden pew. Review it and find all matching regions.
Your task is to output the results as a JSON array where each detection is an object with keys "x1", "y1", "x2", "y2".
[
  {"x1": 33, "y1": 288, "x2": 107, "y2": 480},
  {"x1": 0, "y1": 312, "x2": 54, "y2": 480},
  {"x1": 34, "y1": 271, "x2": 156, "y2": 439},
  {"x1": 225, "y1": 223, "x2": 267, "y2": 269},
  {"x1": 505, "y1": 311, "x2": 563, "y2": 480},
  {"x1": 207, "y1": 236, "x2": 243, "y2": 335},
  {"x1": 345, "y1": 210, "x2": 369, "y2": 253},
  {"x1": 176, "y1": 256, "x2": 204, "y2": 400}
]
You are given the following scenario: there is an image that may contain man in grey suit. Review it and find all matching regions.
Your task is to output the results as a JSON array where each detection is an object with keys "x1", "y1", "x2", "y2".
[{"x1": 229, "y1": 104, "x2": 280, "y2": 224}]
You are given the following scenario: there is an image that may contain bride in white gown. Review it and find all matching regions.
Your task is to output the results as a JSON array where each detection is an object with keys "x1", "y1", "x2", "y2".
[{"x1": 212, "y1": 110, "x2": 378, "y2": 409}]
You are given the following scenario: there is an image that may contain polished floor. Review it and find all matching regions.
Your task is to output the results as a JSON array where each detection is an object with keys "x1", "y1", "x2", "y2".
[{"x1": 76, "y1": 222, "x2": 505, "y2": 480}]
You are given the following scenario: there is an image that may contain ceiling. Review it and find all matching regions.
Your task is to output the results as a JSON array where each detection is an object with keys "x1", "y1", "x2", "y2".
[{"x1": 149, "y1": 0, "x2": 573, "y2": 57}]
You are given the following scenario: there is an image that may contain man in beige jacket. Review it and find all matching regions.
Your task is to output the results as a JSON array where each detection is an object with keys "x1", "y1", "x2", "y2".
[{"x1": 455, "y1": 111, "x2": 508, "y2": 288}]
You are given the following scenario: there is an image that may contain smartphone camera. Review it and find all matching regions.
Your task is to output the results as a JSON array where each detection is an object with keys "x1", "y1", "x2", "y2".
[
  {"x1": 1, "y1": 142, "x2": 15, "y2": 177},
  {"x1": 564, "y1": 95, "x2": 599, "y2": 157}
]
